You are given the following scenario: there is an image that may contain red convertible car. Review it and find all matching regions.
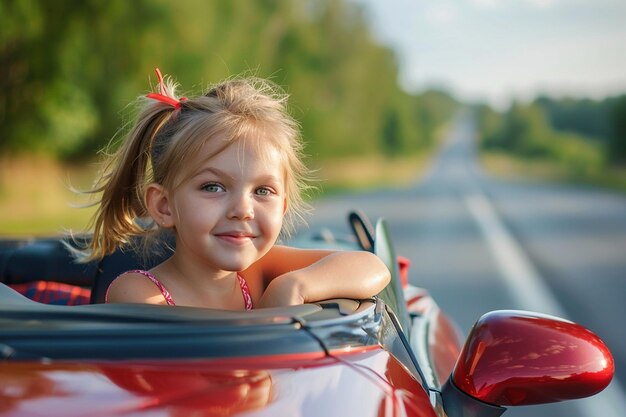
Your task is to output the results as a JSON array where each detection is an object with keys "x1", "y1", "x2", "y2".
[{"x1": 0, "y1": 212, "x2": 614, "y2": 417}]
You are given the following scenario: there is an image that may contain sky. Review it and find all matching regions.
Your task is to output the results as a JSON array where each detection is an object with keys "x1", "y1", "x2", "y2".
[{"x1": 352, "y1": 0, "x2": 626, "y2": 109}]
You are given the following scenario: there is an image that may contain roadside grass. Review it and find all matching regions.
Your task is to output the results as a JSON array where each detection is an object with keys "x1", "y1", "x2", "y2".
[
  {"x1": 0, "y1": 154, "x2": 433, "y2": 236},
  {"x1": 480, "y1": 151, "x2": 626, "y2": 193},
  {"x1": 310, "y1": 153, "x2": 432, "y2": 196},
  {"x1": 0, "y1": 157, "x2": 98, "y2": 236}
]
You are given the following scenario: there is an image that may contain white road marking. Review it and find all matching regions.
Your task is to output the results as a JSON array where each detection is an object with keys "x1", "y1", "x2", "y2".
[{"x1": 464, "y1": 190, "x2": 626, "y2": 417}]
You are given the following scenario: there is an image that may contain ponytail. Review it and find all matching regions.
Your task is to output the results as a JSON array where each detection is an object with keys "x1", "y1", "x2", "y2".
[{"x1": 78, "y1": 105, "x2": 173, "y2": 262}]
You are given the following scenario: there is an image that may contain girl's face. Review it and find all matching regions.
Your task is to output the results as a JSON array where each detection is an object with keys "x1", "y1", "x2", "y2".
[{"x1": 166, "y1": 137, "x2": 286, "y2": 273}]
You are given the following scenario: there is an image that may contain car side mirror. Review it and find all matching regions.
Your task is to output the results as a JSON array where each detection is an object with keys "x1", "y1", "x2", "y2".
[{"x1": 441, "y1": 310, "x2": 614, "y2": 417}]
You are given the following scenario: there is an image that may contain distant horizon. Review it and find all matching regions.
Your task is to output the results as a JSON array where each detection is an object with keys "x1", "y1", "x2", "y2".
[
  {"x1": 412, "y1": 81, "x2": 626, "y2": 110},
  {"x1": 352, "y1": 0, "x2": 626, "y2": 110}
]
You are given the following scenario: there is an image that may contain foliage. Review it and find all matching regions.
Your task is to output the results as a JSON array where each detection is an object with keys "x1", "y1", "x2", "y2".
[
  {"x1": 0, "y1": 0, "x2": 457, "y2": 162},
  {"x1": 481, "y1": 102, "x2": 553, "y2": 157},
  {"x1": 534, "y1": 95, "x2": 613, "y2": 140},
  {"x1": 0, "y1": 0, "x2": 163, "y2": 158},
  {"x1": 532, "y1": 94, "x2": 626, "y2": 165},
  {"x1": 608, "y1": 95, "x2": 626, "y2": 164},
  {"x1": 476, "y1": 101, "x2": 605, "y2": 179}
]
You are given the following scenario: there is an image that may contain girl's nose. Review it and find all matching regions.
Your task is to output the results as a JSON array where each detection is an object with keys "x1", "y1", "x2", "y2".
[{"x1": 227, "y1": 193, "x2": 255, "y2": 220}]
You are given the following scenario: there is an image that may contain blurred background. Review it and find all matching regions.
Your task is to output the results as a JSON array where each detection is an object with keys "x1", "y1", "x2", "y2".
[
  {"x1": 1, "y1": 0, "x2": 625, "y2": 235},
  {"x1": 1, "y1": 1, "x2": 626, "y2": 415}
]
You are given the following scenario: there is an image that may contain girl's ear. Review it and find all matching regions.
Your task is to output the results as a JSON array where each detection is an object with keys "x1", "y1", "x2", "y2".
[
  {"x1": 145, "y1": 183, "x2": 175, "y2": 228},
  {"x1": 282, "y1": 197, "x2": 288, "y2": 215}
]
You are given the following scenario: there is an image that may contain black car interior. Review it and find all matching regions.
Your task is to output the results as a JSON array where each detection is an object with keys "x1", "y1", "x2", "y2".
[{"x1": 0, "y1": 236, "x2": 172, "y2": 304}]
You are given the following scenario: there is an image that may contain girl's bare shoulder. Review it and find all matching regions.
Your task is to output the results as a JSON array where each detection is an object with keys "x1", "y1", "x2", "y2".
[{"x1": 106, "y1": 271, "x2": 168, "y2": 305}]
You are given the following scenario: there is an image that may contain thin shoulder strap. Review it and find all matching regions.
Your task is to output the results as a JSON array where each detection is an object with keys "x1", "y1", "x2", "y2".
[
  {"x1": 237, "y1": 274, "x2": 253, "y2": 311},
  {"x1": 105, "y1": 269, "x2": 175, "y2": 306}
]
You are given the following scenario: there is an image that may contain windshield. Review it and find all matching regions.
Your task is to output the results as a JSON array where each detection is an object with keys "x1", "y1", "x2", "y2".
[{"x1": 374, "y1": 219, "x2": 411, "y2": 335}]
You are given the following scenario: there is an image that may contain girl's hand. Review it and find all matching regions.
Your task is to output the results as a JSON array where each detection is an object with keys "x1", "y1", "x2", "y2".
[{"x1": 256, "y1": 273, "x2": 305, "y2": 308}]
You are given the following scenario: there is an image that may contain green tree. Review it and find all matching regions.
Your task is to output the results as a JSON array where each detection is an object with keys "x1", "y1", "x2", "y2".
[
  {"x1": 381, "y1": 108, "x2": 401, "y2": 156},
  {"x1": 608, "y1": 95, "x2": 626, "y2": 164},
  {"x1": 535, "y1": 95, "x2": 612, "y2": 140},
  {"x1": 481, "y1": 102, "x2": 554, "y2": 157},
  {"x1": 0, "y1": 0, "x2": 164, "y2": 158}
]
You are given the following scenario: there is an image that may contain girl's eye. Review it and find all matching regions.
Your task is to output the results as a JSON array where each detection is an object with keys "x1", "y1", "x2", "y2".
[
  {"x1": 255, "y1": 187, "x2": 273, "y2": 196},
  {"x1": 201, "y1": 183, "x2": 225, "y2": 193}
]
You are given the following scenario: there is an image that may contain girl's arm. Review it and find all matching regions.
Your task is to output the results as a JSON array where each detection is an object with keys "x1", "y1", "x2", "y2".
[{"x1": 253, "y1": 246, "x2": 391, "y2": 308}]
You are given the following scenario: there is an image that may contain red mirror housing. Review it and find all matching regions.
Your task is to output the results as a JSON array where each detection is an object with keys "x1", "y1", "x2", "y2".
[{"x1": 450, "y1": 310, "x2": 614, "y2": 406}]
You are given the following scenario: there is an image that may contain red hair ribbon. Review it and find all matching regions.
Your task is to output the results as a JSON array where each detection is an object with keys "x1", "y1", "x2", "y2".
[{"x1": 146, "y1": 68, "x2": 187, "y2": 109}]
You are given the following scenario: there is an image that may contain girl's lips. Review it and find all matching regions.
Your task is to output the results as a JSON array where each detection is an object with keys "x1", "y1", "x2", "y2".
[{"x1": 215, "y1": 233, "x2": 255, "y2": 245}]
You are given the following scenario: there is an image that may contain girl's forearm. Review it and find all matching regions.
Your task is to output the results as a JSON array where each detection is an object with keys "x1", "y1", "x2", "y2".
[
  {"x1": 297, "y1": 251, "x2": 391, "y2": 302},
  {"x1": 257, "y1": 251, "x2": 390, "y2": 308}
]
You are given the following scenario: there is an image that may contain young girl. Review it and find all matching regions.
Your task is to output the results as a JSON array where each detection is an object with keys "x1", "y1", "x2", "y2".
[{"x1": 82, "y1": 68, "x2": 390, "y2": 310}]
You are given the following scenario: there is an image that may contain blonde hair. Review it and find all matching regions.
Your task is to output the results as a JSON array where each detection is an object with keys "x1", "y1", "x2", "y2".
[{"x1": 79, "y1": 71, "x2": 311, "y2": 262}]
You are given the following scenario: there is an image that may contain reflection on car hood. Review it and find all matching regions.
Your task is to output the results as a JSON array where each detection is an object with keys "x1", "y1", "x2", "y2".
[{"x1": 0, "y1": 349, "x2": 435, "y2": 417}]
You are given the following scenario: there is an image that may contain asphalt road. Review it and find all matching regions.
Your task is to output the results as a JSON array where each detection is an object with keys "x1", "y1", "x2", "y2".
[{"x1": 299, "y1": 113, "x2": 626, "y2": 417}]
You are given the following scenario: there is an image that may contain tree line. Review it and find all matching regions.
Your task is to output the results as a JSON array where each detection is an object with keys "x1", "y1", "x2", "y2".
[
  {"x1": 0, "y1": 0, "x2": 457, "y2": 162},
  {"x1": 476, "y1": 93, "x2": 626, "y2": 178}
]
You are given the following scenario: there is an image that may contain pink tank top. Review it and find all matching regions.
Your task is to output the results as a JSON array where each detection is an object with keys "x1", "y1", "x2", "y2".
[{"x1": 105, "y1": 270, "x2": 253, "y2": 310}]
